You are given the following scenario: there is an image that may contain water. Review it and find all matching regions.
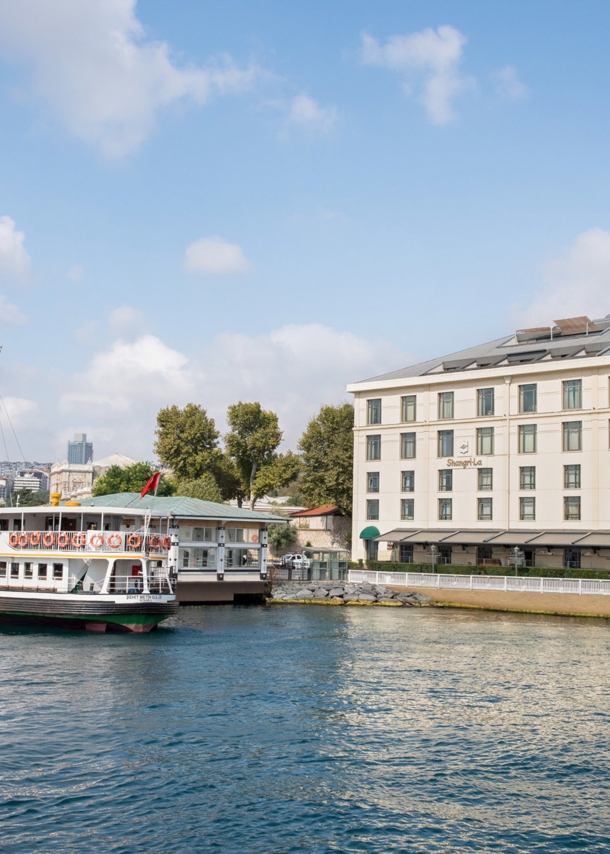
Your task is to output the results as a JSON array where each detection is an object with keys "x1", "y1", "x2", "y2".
[{"x1": 1, "y1": 605, "x2": 609, "y2": 853}]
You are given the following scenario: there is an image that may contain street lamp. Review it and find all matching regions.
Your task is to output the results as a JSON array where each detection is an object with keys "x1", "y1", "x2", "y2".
[
  {"x1": 512, "y1": 546, "x2": 522, "y2": 576},
  {"x1": 430, "y1": 543, "x2": 437, "y2": 574}
]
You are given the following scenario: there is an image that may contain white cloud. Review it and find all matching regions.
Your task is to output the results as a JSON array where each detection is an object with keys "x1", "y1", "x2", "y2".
[
  {"x1": 1, "y1": 396, "x2": 37, "y2": 428},
  {"x1": 518, "y1": 228, "x2": 610, "y2": 327},
  {"x1": 492, "y1": 65, "x2": 528, "y2": 101},
  {"x1": 0, "y1": 295, "x2": 27, "y2": 325},
  {"x1": 0, "y1": 0, "x2": 260, "y2": 157},
  {"x1": 0, "y1": 216, "x2": 31, "y2": 281},
  {"x1": 361, "y1": 25, "x2": 475, "y2": 124},
  {"x1": 287, "y1": 94, "x2": 338, "y2": 134},
  {"x1": 52, "y1": 324, "x2": 408, "y2": 459},
  {"x1": 67, "y1": 264, "x2": 84, "y2": 282},
  {"x1": 184, "y1": 237, "x2": 252, "y2": 275}
]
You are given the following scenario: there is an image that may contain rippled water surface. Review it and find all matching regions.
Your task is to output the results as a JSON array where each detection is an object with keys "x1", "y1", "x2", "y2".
[{"x1": 1, "y1": 605, "x2": 610, "y2": 853}]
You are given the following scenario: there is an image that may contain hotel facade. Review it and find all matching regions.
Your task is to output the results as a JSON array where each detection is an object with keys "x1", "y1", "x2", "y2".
[{"x1": 348, "y1": 316, "x2": 610, "y2": 571}]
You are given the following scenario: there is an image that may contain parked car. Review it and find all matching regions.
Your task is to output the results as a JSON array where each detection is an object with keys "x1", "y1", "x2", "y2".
[
  {"x1": 279, "y1": 553, "x2": 297, "y2": 567},
  {"x1": 289, "y1": 553, "x2": 311, "y2": 570}
]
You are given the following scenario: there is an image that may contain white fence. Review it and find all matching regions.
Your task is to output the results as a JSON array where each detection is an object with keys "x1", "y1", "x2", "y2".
[{"x1": 348, "y1": 569, "x2": 610, "y2": 597}]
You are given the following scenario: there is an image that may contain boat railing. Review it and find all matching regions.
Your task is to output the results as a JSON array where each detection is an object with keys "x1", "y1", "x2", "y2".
[{"x1": 4, "y1": 531, "x2": 171, "y2": 555}]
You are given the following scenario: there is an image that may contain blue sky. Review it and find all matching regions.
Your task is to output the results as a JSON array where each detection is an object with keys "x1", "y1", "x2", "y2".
[{"x1": 0, "y1": 0, "x2": 609, "y2": 461}]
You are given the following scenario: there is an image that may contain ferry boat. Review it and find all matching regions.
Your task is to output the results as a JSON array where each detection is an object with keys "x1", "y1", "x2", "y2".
[
  {"x1": 0, "y1": 491, "x2": 288, "y2": 630},
  {"x1": 0, "y1": 498, "x2": 179, "y2": 632}
]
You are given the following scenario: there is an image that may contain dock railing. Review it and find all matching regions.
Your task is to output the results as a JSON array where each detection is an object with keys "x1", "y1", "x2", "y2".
[{"x1": 348, "y1": 569, "x2": 610, "y2": 597}]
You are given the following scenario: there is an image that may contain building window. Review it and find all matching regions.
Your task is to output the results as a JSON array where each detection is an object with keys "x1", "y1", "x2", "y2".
[
  {"x1": 478, "y1": 497, "x2": 493, "y2": 521},
  {"x1": 367, "y1": 398, "x2": 382, "y2": 425},
  {"x1": 476, "y1": 426, "x2": 494, "y2": 455},
  {"x1": 401, "y1": 395, "x2": 416, "y2": 422},
  {"x1": 401, "y1": 471, "x2": 414, "y2": 492},
  {"x1": 477, "y1": 388, "x2": 495, "y2": 416},
  {"x1": 367, "y1": 435, "x2": 381, "y2": 460},
  {"x1": 366, "y1": 500, "x2": 379, "y2": 520},
  {"x1": 519, "y1": 383, "x2": 537, "y2": 413},
  {"x1": 520, "y1": 497, "x2": 536, "y2": 521},
  {"x1": 401, "y1": 499, "x2": 414, "y2": 521},
  {"x1": 38, "y1": 564, "x2": 47, "y2": 579},
  {"x1": 399, "y1": 543, "x2": 413, "y2": 563},
  {"x1": 563, "y1": 379, "x2": 582, "y2": 410},
  {"x1": 563, "y1": 421, "x2": 582, "y2": 451},
  {"x1": 565, "y1": 548, "x2": 581, "y2": 569},
  {"x1": 401, "y1": 433, "x2": 416, "y2": 459},
  {"x1": 438, "y1": 392, "x2": 454, "y2": 420},
  {"x1": 564, "y1": 496, "x2": 581, "y2": 521},
  {"x1": 478, "y1": 468, "x2": 493, "y2": 490},
  {"x1": 520, "y1": 466, "x2": 536, "y2": 489},
  {"x1": 367, "y1": 472, "x2": 379, "y2": 493},
  {"x1": 518, "y1": 424, "x2": 537, "y2": 453},
  {"x1": 564, "y1": 465, "x2": 581, "y2": 489},
  {"x1": 437, "y1": 430, "x2": 454, "y2": 457},
  {"x1": 438, "y1": 469, "x2": 452, "y2": 491},
  {"x1": 438, "y1": 545, "x2": 452, "y2": 565},
  {"x1": 438, "y1": 498, "x2": 452, "y2": 520}
]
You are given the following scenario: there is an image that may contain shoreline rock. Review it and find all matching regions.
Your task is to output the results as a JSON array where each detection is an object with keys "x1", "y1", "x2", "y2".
[{"x1": 268, "y1": 580, "x2": 432, "y2": 607}]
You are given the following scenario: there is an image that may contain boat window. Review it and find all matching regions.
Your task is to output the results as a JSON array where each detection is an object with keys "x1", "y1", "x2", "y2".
[
  {"x1": 13, "y1": 519, "x2": 21, "y2": 531},
  {"x1": 0, "y1": 562, "x2": 6, "y2": 577},
  {"x1": 87, "y1": 522, "x2": 98, "y2": 530},
  {"x1": 10, "y1": 563, "x2": 19, "y2": 578},
  {"x1": 53, "y1": 564, "x2": 63, "y2": 580},
  {"x1": 0, "y1": 520, "x2": 7, "y2": 531},
  {"x1": 38, "y1": 564, "x2": 47, "y2": 579},
  {"x1": 24, "y1": 563, "x2": 33, "y2": 579}
]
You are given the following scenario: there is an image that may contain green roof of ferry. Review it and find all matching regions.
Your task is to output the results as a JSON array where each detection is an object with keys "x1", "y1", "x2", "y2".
[{"x1": 77, "y1": 492, "x2": 287, "y2": 522}]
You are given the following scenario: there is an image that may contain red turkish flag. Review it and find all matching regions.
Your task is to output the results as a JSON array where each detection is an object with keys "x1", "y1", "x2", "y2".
[{"x1": 141, "y1": 472, "x2": 161, "y2": 498}]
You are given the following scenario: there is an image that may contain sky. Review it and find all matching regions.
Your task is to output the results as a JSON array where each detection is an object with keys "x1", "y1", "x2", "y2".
[{"x1": 1, "y1": 0, "x2": 610, "y2": 463}]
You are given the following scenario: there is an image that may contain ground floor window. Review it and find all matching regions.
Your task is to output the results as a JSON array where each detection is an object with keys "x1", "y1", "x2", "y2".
[
  {"x1": 565, "y1": 548, "x2": 581, "y2": 569},
  {"x1": 180, "y1": 547, "x2": 217, "y2": 569},
  {"x1": 399, "y1": 544, "x2": 413, "y2": 563},
  {"x1": 438, "y1": 545, "x2": 452, "y2": 565},
  {"x1": 477, "y1": 546, "x2": 493, "y2": 565},
  {"x1": 225, "y1": 548, "x2": 260, "y2": 569}
]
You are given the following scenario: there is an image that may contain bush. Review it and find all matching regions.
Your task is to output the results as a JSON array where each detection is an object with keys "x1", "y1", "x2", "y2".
[
  {"x1": 268, "y1": 523, "x2": 297, "y2": 552},
  {"x1": 363, "y1": 561, "x2": 610, "y2": 580}
]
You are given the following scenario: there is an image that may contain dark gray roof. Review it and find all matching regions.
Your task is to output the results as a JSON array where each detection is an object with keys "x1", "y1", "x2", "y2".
[
  {"x1": 355, "y1": 316, "x2": 610, "y2": 383},
  {"x1": 77, "y1": 493, "x2": 286, "y2": 522}
]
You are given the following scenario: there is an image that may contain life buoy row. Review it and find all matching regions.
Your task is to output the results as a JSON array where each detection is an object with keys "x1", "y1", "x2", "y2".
[{"x1": 8, "y1": 532, "x2": 172, "y2": 550}]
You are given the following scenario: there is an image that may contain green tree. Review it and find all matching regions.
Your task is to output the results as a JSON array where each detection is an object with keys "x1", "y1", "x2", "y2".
[
  {"x1": 267, "y1": 522, "x2": 297, "y2": 553},
  {"x1": 225, "y1": 402, "x2": 298, "y2": 509},
  {"x1": 12, "y1": 489, "x2": 49, "y2": 507},
  {"x1": 173, "y1": 473, "x2": 225, "y2": 503},
  {"x1": 298, "y1": 403, "x2": 354, "y2": 514},
  {"x1": 92, "y1": 462, "x2": 175, "y2": 497},
  {"x1": 154, "y1": 404, "x2": 223, "y2": 481}
]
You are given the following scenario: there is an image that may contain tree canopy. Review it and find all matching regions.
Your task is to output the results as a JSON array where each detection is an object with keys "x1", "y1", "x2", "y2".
[
  {"x1": 92, "y1": 462, "x2": 174, "y2": 497},
  {"x1": 225, "y1": 402, "x2": 299, "y2": 509},
  {"x1": 154, "y1": 404, "x2": 223, "y2": 481},
  {"x1": 298, "y1": 403, "x2": 354, "y2": 515},
  {"x1": 11, "y1": 489, "x2": 50, "y2": 507},
  {"x1": 173, "y1": 473, "x2": 224, "y2": 503}
]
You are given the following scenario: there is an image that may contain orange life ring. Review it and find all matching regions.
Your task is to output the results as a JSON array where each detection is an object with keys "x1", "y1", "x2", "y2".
[
  {"x1": 161, "y1": 536, "x2": 171, "y2": 549},
  {"x1": 107, "y1": 533, "x2": 122, "y2": 549},
  {"x1": 72, "y1": 533, "x2": 86, "y2": 548},
  {"x1": 127, "y1": 533, "x2": 142, "y2": 549},
  {"x1": 43, "y1": 532, "x2": 55, "y2": 547},
  {"x1": 149, "y1": 534, "x2": 160, "y2": 548},
  {"x1": 252, "y1": 534, "x2": 259, "y2": 543},
  {"x1": 9, "y1": 532, "x2": 19, "y2": 547},
  {"x1": 18, "y1": 532, "x2": 28, "y2": 547},
  {"x1": 57, "y1": 532, "x2": 70, "y2": 548},
  {"x1": 29, "y1": 532, "x2": 41, "y2": 546},
  {"x1": 90, "y1": 533, "x2": 104, "y2": 548}
]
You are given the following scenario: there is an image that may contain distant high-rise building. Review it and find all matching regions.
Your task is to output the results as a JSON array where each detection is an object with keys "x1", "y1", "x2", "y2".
[{"x1": 67, "y1": 433, "x2": 93, "y2": 464}]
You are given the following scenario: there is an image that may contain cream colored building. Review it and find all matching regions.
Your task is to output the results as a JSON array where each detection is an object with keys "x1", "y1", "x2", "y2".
[
  {"x1": 50, "y1": 453, "x2": 136, "y2": 501},
  {"x1": 347, "y1": 315, "x2": 610, "y2": 571}
]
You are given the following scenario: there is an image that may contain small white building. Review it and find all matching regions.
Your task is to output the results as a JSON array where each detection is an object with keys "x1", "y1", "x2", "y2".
[
  {"x1": 348, "y1": 315, "x2": 610, "y2": 572},
  {"x1": 289, "y1": 505, "x2": 351, "y2": 550}
]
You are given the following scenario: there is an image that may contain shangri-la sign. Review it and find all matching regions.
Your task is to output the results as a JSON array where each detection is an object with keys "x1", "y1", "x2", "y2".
[{"x1": 446, "y1": 457, "x2": 483, "y2": 468}]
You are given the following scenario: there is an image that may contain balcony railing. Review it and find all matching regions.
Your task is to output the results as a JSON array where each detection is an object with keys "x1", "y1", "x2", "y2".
[{"x1": 4, "y1": 531, "x2": 171, "y2": 555}]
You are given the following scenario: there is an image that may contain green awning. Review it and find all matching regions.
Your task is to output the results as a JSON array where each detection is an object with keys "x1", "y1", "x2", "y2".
[{"x1": 360, "y1": 526, "x2": 380, "y2": 540}]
